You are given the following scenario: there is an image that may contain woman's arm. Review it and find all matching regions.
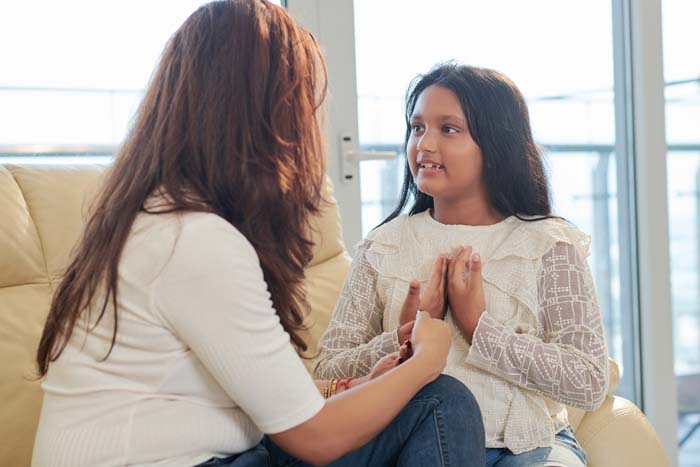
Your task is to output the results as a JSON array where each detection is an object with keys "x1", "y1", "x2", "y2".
[
  {"x1": 465, "y1": 241, "x2": 609, "y2": 410},
  {"x1": 271, "y1": 311, "x2": 452, "y2": 467}
]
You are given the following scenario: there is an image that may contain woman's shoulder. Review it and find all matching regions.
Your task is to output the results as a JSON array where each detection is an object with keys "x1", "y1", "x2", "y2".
[
  {"x1": 141, "y1": 210, "x2": 246, "y2": 243},
  {"x1": 132, "y1": 211, "x2": 256, "y2": 268},
  {"x1": 179, "y1": 211, "x2": 243, "y2": 236},
  {"x1": 178, "y1": 212, "x2": 256, "y2": 260}
]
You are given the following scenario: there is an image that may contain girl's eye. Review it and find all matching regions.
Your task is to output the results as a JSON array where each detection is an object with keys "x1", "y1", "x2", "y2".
[
  {"x1": 411, "y1": 124, "x2": 424, "y2": 133},
  {"x1": 442, "y1": 126, "x2": 458, "y2": 134}
]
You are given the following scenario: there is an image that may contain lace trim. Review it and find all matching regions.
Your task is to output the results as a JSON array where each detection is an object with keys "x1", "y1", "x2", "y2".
[{"x1": 360, "y1": 212, "x2": 590, "y2": 321}]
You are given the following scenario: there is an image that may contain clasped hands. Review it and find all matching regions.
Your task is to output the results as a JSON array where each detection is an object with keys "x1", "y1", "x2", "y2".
[
  {"x1": 397, "y1": 246, "x2": 485, "y2": 345},
  {"x1": 365, "y1": 246, "x2": 485, "y2": 383}
]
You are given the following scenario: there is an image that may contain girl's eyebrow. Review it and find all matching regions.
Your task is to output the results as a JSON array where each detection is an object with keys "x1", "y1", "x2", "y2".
[
  {"x1": 437, "y1": 115, "x2": 467, "y2": 126},
  {"x1": 410, "y1": 113, "x2": 466, "y2": 126}
]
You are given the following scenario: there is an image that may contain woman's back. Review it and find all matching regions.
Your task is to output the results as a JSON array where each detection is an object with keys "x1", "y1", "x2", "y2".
[{"x1": 33, "y1": 211, "x2": 323, "y2": 467}]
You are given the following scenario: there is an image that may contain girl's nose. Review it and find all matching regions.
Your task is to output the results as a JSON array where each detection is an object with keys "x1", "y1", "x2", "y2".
[{"x1": 417, "y1": 131, "x2": 437, "y2": 153}]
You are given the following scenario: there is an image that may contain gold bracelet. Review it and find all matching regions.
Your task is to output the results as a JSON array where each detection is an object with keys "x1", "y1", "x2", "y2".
[
  {"x1": 323, "y1": 381, "x2": 330, "y2": 399},
  {"x1": 328, "y1": 378, "x2": 338, "y2": 398}
]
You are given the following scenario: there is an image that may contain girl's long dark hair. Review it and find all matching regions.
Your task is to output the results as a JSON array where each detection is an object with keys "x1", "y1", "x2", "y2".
[
  {"x1": 382, "y1": 62, "x2": 553, "y2": 226},
  {"x1": 37, "y1": 0, "x2": 327, "y2": 376}
]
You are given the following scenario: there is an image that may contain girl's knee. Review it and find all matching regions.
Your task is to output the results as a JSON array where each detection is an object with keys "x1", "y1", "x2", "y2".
[
  {"x1": 420, "y1": 375, "x2": 481, "y2": 417},
  {"x1": 423, "y1": 374, "x2": 465, "y2": 394}
]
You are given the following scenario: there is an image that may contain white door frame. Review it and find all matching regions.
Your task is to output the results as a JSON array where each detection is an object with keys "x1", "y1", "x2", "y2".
[
  {"x1": 287, "y1": 0, "x2": 364, "y2": 251},
  {"x1": 621, "y1": 0, "x2": 678, "y2": 463}
]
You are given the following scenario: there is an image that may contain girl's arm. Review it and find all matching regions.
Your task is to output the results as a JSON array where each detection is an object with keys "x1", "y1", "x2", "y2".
[
  {"x1": 464, "y1": 241, "x2": 609, "y2": 410},
  {"x1": 314, "y1": 243, "x2": 402, "y2": 379}
]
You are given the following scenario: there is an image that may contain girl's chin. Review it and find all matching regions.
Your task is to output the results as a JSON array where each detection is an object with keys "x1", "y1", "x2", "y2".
[
  {"x1": 415, "y1": 180, "x2": 439, "y2": 198},
  {"x1": 417, "y1": 187, "x2": 439, "y2": 199}
]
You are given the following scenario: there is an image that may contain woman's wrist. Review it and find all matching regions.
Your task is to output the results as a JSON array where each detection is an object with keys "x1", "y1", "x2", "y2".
[
  {"x1": 333, "y1": 375, "x2": 368, "y2": 394},
  {"x1": 407, "y1": 347, "x2": 443, "y2": 385}
]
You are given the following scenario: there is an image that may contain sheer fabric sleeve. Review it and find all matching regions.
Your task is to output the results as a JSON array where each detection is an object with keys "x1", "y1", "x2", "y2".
[
  {"x1": 314, "y1": 243, "x2": 400, "y2": 379},
  {"x1": 466, "y1": 241, "x2": 609, "y2": 410}
]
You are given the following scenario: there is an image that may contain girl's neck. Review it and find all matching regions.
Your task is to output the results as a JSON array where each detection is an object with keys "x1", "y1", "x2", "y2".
[{"x1": 432, "y1": 197, "x2": 505, "y2": 226}]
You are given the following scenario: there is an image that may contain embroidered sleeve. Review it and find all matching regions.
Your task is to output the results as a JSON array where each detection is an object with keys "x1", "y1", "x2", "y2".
[
  {"x1": 466, "y1": 241, "x2": 609, "y2": 410},
  {"x1": 313, "y1": 243, "x2": 400, "y2": 379}
]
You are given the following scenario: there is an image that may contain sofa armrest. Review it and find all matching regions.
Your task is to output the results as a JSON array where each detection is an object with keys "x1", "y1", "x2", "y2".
[{"x1": 575, "y1": 395, "x2": 669, "y2": 467}]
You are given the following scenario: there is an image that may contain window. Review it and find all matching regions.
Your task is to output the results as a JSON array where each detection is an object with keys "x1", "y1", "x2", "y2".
[
  {"x1": 0, "y1": 0, "x2": 282, "y2": 163},
  {"x1": 663, "y1": 0, "x2": 700, "y2": 463}
]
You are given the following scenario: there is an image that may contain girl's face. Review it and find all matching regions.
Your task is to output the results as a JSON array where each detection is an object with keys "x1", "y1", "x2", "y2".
[{"x1": 407, "y1": 85, "x2": 485, "y2": 204}]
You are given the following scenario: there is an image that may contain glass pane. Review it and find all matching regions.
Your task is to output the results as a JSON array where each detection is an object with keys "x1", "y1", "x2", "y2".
[
  {"x1": 0, "y1": 0, "x2": 282, "y2": 151},
  {"x1": 354, "y1": 0, "x2": 638, "y2": 402},
  {"x1": 663, "y1": 0, "x2": 700, "y2": 464}
]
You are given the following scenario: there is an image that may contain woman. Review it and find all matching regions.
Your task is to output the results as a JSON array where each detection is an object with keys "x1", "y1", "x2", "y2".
[
  {"x1": 31, "y1": 3, "x2": 484, "y2": 467},
  {"x1": 315, "y1": 63, "x2": 609, "y2": 466}
]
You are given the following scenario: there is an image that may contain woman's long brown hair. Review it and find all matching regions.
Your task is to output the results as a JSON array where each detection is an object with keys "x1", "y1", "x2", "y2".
[{"x1": 37, "y1": 0, "x2": 327, "y2": 376}]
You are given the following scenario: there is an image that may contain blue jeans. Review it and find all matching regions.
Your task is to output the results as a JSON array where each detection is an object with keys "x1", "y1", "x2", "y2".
[
  {"x1": 485, "y1": 426, "x2": 587, "y2": 467},
  {"x1": 197, "y1": 375, "x2": 485, "y2": 467}
]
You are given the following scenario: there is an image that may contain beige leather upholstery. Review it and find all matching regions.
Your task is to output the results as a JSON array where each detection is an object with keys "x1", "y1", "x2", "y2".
[
  {"x1": 0, "y1": 165, "x2": 106, "y2": 466},
  {"x1": 0, "y1": 164, "x2": 668, "y2": 467},
  {"x1": 301, "y1": 180, "x2": 352, "y2": 366}
]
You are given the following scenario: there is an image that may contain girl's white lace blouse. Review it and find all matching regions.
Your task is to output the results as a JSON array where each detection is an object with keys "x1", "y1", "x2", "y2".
[{"x1": 314, "y1": 211, "x2": 609, "y2": 454}]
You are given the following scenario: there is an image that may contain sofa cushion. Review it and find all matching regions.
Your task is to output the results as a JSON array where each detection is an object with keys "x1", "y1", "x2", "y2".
[
  {"x1": 8, "y1": 165, "x2": 105, "y2": 285},
  {"x1": 574, "y1": 396, "x2": 668, "y2": 467},
  {"x1": 308, "y1": 177, "x2": 346, "y2": 267},
  {"x1": 300, "y1": 251, "x2": 351, "y2": 371},
  {"x1": 0, "y1": 166, "x2": 46, "y2": 288}
]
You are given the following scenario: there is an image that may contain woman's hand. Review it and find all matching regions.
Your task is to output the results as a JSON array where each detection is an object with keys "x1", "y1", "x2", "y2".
[
  {"x1": 446, "y1": 246, "x2": 485, "y2": 344},
  {"x1": 409, "y1": 310, "x2": 452, "y2": 379},
  {"x1": 398, "y1": 255, "x2": 449, "y2": 326}
]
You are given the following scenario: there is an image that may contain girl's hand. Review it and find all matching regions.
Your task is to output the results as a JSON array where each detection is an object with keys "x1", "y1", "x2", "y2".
[
  {"x1": 370, "y1": 341, "x2": 413, "y2": 380},
  {"x1": 397, "y1": 320, "x2": 415, "y2": 345},
  {"x1": 367, "y1": 348, "x2": 401, "y2": 380},
  {"x1": 398, "y1": 280, "x2": 421, "y2": 327},
  {"x1": 398, "y1": 255, "x2": 449, "y2": 326},
  {"x1": 341, "y1": 341, "x2": 415, "y2": 392},
  {"x1": 446, "y1": 246, "x2": 486, "y2": 343}
]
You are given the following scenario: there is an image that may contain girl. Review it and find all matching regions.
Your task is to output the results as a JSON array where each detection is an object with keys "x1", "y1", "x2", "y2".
[
  {"x1": 31, "y1": 5, "x2": 485, "y2": 467},
  {"x1": 315, "y1": 63, "x2": 610, "y2": 467}
]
